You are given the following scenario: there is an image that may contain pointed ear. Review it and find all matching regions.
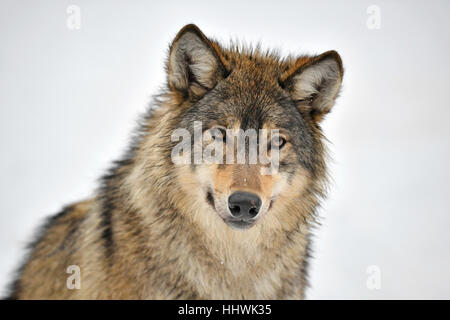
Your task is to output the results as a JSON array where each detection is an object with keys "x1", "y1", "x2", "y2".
[
  {"x1": 280, "y1": 51, "x2": 343, "y2": 122},
  {"x1": 167, "y1": 24, "x2": 228, "y2": 99}
]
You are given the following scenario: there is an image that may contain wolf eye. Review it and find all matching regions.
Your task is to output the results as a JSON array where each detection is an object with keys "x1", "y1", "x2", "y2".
[
  {"x1": 209, "y1": 127, "x2": 226, "y2": 142},
  {"x1": 269, "y1": 136, "x2": 286, "y2": 150}
]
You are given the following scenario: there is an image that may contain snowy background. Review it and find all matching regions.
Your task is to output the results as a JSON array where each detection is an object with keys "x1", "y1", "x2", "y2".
[{"x1": 1, "y1": 0, "x2": 449, "y2": 298}]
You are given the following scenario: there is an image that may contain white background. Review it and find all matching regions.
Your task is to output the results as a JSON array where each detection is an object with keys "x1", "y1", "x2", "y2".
[{"x1": 1, "y1": 0, "x2": 449, "y2": 299}]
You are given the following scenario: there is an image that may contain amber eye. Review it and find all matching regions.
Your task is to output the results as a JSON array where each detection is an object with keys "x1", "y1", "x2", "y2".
[
  {"x1": 208, "y1": 127, "x2": 226, "y2": 142},
  {"x1": 269, "y1": 135, "x2": 286, "y2": 150}
]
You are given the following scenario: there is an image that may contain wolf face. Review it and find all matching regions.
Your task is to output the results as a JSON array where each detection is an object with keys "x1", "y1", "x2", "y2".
[{"x1": 166, "y1": 25, "x2": 343, "y2": 231}]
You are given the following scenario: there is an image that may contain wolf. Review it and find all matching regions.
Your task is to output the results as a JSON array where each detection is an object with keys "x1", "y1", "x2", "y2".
[{"x1": 7, "y1": 24, "x2": 343, "y2": 299}]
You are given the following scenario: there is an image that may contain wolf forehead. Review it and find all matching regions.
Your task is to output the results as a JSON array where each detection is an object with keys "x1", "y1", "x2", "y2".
[
  {"x1": 180, "y1": 85, "x2": 303, "y2": 130},
  {"x1": 176, "y1": 51, "x2": 311, "y2": 132}
]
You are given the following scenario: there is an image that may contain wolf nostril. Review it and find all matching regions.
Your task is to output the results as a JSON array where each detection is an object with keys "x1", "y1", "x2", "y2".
[
  {"x1": 229, "y1": 205, "x2": 241, "y2": 216},
  {"x1": 249, "y1": 207, "x2": 258, "y2": 216},
  {"x1": 228, "y1": 191, "x2": 262, "y2": 219}
]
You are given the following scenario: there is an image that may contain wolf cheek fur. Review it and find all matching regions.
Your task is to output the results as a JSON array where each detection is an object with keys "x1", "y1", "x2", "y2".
[{"x1": 8, "y1": 24, "x2": 343, "y2": 299}]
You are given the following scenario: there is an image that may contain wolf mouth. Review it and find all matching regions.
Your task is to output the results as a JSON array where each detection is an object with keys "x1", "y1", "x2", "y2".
[{"x1": 223, "y1": 218, "x2": 256, "y2": 230}]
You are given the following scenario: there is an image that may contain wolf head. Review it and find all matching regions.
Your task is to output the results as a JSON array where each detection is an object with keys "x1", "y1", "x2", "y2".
[{"x1": 129, "y1": 24, "x2": 343, "y2": 235}]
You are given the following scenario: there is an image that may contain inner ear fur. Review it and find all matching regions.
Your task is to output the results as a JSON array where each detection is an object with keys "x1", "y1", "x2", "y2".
[
  {"x1": 280, "y1": 50, "x2": 343, "y2": 122},
  {"x1": 167, "y1": 24, "x2": 229, "y2": 100}
]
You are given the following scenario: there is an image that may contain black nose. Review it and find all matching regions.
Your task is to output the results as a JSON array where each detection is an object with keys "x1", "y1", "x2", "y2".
[{"x1": 228, "y1": 192, "x2": 262, "y2": 219}]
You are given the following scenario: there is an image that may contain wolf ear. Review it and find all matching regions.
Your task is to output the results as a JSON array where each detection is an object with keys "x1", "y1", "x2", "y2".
[
  {"x1": 167, "y1": 24, "x2": 228, "y2": 99},
  {"x1": 280, "y1": 51, "x2": 343, "y2": 122}
]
